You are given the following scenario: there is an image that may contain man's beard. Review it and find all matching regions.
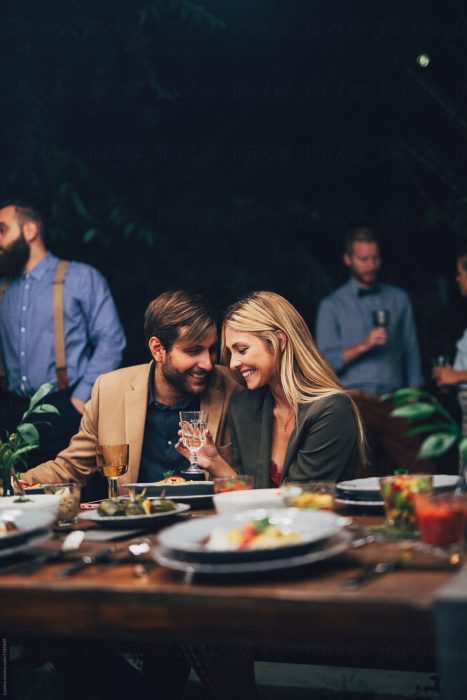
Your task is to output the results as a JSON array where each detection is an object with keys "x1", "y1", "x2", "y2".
[
  {"x1": 161, "y1": 361, "x2": 209, "y2": 397},
  {"x1": 0, "y1": 234, "x2": 30, "y2": 277}
]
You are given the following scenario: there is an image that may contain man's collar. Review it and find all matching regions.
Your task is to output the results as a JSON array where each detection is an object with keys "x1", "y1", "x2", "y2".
[
  {"x1": 348, "y1": 279, "x2": 381, "y2": 297},
  {"x1": 25, "y1": 252, "x2": 57, "y2": 281}
]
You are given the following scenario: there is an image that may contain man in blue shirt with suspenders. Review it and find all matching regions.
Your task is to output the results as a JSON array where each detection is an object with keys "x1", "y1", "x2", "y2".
[{"x1": 0, "y1": 199, "x2": 126, "y2": 472}]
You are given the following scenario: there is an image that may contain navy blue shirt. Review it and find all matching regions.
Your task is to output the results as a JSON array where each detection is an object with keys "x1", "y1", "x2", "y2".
[{"x1": 139, "y1": 363, "x2": 200, "y2": 482}]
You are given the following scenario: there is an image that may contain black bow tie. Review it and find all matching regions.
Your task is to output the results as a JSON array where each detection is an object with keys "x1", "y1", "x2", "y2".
[{"x1": 357, "y1": 285, "x2": 381, "y2": 297}]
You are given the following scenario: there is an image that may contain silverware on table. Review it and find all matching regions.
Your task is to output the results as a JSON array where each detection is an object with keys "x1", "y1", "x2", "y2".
[
  {"x1": 343, "y1": 559, "x2": 403, "y2": 588},
  {"x1": 57, "y1": 547, "x2": 115, "y2": 577},
  {"x1": 0, "y1": 530, "x2": 86, "y2": 576}
]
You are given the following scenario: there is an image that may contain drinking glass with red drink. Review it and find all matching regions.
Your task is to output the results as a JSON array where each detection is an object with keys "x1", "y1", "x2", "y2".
[{"x1": 414, "y1": 492, "x2": 466, "y2": 553}]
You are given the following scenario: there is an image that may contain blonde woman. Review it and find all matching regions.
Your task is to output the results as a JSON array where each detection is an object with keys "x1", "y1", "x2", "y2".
[{"x1": 178, "y1": 291, "x2": 365, "y2": 486}]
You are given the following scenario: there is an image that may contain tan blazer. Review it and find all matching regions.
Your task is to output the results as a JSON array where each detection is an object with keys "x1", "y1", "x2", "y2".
[{"x1": 23, "y1": 363, "x2": 241, "y2": 486}]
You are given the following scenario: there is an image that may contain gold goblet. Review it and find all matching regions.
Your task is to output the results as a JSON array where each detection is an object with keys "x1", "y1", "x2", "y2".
[{"x1": 96, "y1": 444, "x2": 129, "y2": 499}]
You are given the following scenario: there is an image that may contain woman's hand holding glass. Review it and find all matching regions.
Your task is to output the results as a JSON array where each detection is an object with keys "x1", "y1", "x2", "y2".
[{"x1": 175, "y1": 429, "x2": 236, "y2": 478}]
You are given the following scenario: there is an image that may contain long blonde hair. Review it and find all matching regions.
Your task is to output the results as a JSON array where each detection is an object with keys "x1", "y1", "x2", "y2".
[{"x1": 221, "y1": 291, "x2": 366, "y2": 459}]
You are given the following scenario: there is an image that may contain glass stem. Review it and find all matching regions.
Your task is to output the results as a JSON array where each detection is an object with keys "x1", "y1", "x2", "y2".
[{"x1": 108, "y1": 477, "x2": 119, "y2": 498}]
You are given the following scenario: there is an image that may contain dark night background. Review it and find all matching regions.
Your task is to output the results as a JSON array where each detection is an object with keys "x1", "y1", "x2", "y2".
[{"x1": 2, "y1": 0, "x2": 467, "y2": 382}]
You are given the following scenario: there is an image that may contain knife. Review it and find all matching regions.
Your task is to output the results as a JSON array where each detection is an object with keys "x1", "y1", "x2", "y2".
[
  {"x1": 57, "y1": 548, "x2": 115, "y2": 577},
  {"x1": 343, "y1": 559, "x2": 402, "y2": 588}
]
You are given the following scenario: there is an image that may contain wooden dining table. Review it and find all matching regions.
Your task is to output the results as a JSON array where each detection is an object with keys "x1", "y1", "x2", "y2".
[{"x1": 0, "y1": 505, "x2": 460, "y2": 675}]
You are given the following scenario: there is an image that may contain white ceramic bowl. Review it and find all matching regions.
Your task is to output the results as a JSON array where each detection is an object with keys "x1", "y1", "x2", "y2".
[
  {"x1": 213, "y1": 488, "x2": 293, "y2": 514},
  {"x1": 0, "y1": 494, "x2": 61, "y2": 517}
]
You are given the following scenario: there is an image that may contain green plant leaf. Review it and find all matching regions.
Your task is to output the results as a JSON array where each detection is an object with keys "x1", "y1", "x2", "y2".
[
  {"x1": 24, "y1": 383, "x2": 55, "y2": 415},
  {"x1": 16, "y1": 423, "x2": 40, "y2": 446},
  {"x1": 418, "y1": 433, "x2": 458, "y2": 459},
  {"x1": 391, "y1": 403, "x2": 437, "y2": 420},
  {"x1": 30, "y1": 404, "x2": 60, "y2": 416},
  {"x1": 405, "y1": 421, "x2": 458, "y2": 437},
  {"x1": 381, "y1": 388, "x2": 432, "y2": 404}
]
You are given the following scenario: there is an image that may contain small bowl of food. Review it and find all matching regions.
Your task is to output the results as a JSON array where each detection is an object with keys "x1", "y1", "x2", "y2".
[
  {"x1": 282, "y1": 482, "x2": 336, "y2": 510},
  {"x1": 213, "y1": 475, "x2": 255, "y2": 493}
]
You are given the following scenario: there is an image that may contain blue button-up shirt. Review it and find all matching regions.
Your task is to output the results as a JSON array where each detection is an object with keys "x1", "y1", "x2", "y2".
[
  {"x1": 139, "y1": 363, "x2": 200, "y2": 482},
  {"x1": 315, "y1": 280, "x2": 424, "y2": 393},
  {"x1": 0, "y1": 252, "x2": 126, "y2": 401}
]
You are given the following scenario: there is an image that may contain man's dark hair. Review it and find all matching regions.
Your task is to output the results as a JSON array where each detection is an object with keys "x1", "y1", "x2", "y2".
[
  {"x1": 144, "y1": 290, "x2": 217, "y2": 351},
  {"x1": 0, "y1": 199, "x2": 44, "y2": 239},
  {"x1": 457, "y1": 243, "x2": 467, "y2": 272},
  {"x1": 344, "y1": 226, "x2": 380, "y2": 256}
]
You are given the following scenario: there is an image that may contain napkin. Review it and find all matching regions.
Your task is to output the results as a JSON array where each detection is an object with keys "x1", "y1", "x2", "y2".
[{"x1": 83, "y1": 529, "x2": 146, "y2": 541}]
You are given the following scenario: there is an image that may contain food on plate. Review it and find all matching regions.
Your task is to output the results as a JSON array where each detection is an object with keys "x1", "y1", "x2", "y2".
[
  {"x1": 97, "y1": 493, "x2": 177, "y2": 517},
  {"x1": 18, "y1": 479, "x2": 42, "y2": 490},
  {"x1": 288, "y1": 492, "x2": 334, "y2": 510},
  {"x1": 0, "y1": 520, "x2": 19, "y2": 535},
  {"x1": 205, "y1": 516, "x2": 303, "y2": 551},
  {"x1": 154, "y1": 476, "x2": 188, "y2": 485}
]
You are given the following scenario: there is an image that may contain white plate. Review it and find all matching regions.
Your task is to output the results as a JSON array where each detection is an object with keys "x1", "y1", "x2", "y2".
[
  {"x1": 213, "y1": 488, "x2": 290, "y2": 514},
  {"x1": 0, "y1": 509, "x2": 57, "y2": 550},
  {"x1": 158, "y1": 507, "x2": 342, "y2": 563},
  {"x1": 335, "y1": 498, "x2": 384, "y2": 509},
  {"x1": 79, "y1": 502, "x2": 190, "y2": 529},
  {"x1": 0, "y1": 529, "x2": 53, "y2": 561},
  {"x1": 155, "y1": 530, "x2": 352, "y2": 575}
]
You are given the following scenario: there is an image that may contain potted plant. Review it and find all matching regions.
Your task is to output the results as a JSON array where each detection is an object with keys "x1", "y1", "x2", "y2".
[
  {"x1": 382, "y1": 388, "x2": 467, "y2": 475},
  {"x1": 0, "y1": 383, "x2": 59, "y2": 496}
]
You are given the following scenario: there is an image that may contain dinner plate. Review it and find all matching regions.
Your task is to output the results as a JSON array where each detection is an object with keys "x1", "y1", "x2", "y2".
[
  {"x1": 0, "y1": 529, "x2": 53, "y2": 562},
  {"x1": 0, "y1": 509, "x2": 57, "y2": 550},
  {"x1": 124, "y1": 481, "x2": 214, "y2": 497},
  {"x1": 78, "y1": 502, "x2": 190, "y2": 529},
  {"x1": 154, "y1": 529, "x2": 353, "y2": 575},
  {"x1": 158, "y1": 508, "x2": 342, "y2": 563}
]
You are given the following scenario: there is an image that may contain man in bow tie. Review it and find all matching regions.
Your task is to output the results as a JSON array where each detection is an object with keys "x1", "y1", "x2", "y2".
[{"x1": 316, "y1": 226, "x2": 429, "y2": 475}]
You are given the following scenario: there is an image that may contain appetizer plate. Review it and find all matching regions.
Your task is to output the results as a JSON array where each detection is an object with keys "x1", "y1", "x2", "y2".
[
  {"x1": 155, "y1": 530, "x2": 352, "y2": 575},
  {"x1": 124, "y1": 481, "x2": 214, "y2": 497},
  {"x1": 0, "y1": 509, "x2": 56, "y2": 550},
  {"x1": 158, "y1": 507, "x2": 342, "y2": 563},
  {"x1": 79, "y1": 502, "x2": 190, "y2": 529}
]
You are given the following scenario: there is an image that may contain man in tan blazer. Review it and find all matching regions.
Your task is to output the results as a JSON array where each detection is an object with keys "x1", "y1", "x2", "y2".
[{"x1": 22, "y1": 290, "x2": 241, "y2": 488}]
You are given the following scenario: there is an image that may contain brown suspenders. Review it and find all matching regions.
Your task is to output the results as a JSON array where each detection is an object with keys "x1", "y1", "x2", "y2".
[
  {"x1": 53, "y1": 260, "x2": 69, "y2": 390},
  {"x1": 0, "y1": 260, "x2": 69, "y2": 391}
]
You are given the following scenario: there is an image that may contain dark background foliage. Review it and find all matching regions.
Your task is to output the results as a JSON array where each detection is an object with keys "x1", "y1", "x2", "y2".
[{"x1": 2, "y1": 0, "x2": 467, "y2": 380}]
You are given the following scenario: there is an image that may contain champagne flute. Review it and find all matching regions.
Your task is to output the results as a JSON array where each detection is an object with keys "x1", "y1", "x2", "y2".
[
  {"x1": 96, "y1": 444, "x2": 129, "y2": 498},
  {"x1": 179, "y1": 411, "x2": 209, "y2": 475}
]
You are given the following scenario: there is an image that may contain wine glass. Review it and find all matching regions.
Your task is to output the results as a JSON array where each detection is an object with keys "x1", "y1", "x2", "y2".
[
  {"x1": 96, "y1": 444, "x2": 129, "y2": 498},
  {"x1": 179, "y1": 411, "x2": 209, "y2": 475}
]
